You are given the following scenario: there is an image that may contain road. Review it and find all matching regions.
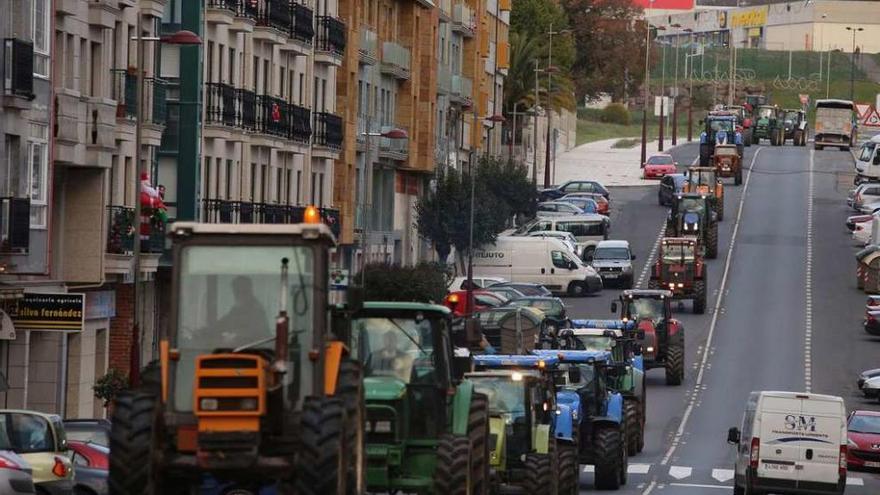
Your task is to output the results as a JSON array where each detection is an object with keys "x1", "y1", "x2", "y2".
[{"x1": 561, "y1": 142, "x2": 880, "y2": 493}]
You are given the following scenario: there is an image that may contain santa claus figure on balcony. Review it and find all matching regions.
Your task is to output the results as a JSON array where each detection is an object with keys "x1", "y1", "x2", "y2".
[{"x1": 140, "y1": 172, "x2": 168, "y2": 249}]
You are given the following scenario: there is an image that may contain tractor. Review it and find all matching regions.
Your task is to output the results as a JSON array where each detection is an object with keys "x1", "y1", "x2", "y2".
[
  {"x1": 648, "y1": 237, "x2": 708, "y2": 314},
  {"x1": 468, "y1": 354, "x2": 580, "y2": 495},
  {"x1": 351, "y1": 301, "x2": 490, "y2": 495},
  {"x1": 108, "y1": 218, "x2": 365, "y2": 495},
  {"x1": 713, "y1": 144, "x2": 743, "y2": 186},
  {"x1": 533, "y1": 350, "x2": 629, "y2": 490},
  {"x1": 781, "y1": 108, "x2": 808, "y2": 146},
  {"x1": 564, "y1": 321, "x2": 646, "y2": 456},
  {"x1": 726, "y1": 105, "x2": 753, "y2": 147},
  {"x1": 752, "y1": 105, "x2": 785, "y2": 145},
  {"x1": 699, "y1": 112, "x2": 742, "y2": 166},
  {"x1": 665, "y1": 193, "x2": 719, "y2": 259},
  {"x1": 612, "y1": 290, "x2": 685, "y2": 385},
  {"x1": 683, "y1": 167, "x2": 725, "y2": 221}
]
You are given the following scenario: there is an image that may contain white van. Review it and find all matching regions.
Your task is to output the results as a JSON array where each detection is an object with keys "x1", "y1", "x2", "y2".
[
  {"x1": 727, "y1": 391, "x2": 847, "y2": 495},
  {"x1": 855, "y1": 134, "x2": 880, "y2": 183},
  {"x1": 472, "y1": 236, "x2": 603, "y2": 296},
  {"x1": 515, "y1": 214, "x2": 610, "y2": 260}
]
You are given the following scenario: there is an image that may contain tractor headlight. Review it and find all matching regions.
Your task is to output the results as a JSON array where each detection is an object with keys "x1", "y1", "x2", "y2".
[
  {"x1": 668, "y1": 283, "x2": 675, "y2": 289},
  {"x1": 240, "y1": 398, "x2": 258, "y2": 411},
  {"x1": 200, "y1": 398, "x2": 219, "y2": 411},
  {"x1": 370, "y1": 421, "x2": 393, "y2": 433},
  {"x1": 677, "y1": 283, "x2": 684, "y2": 288},
  {"x1": 646, "y1": 347, "x2": 655, "y2": 353}
]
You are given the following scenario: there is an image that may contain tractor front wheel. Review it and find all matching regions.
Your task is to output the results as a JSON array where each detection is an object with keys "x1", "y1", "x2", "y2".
[
  {"x1": 523, "y1": 453, "x2": 553, "y2": 495},
  {"x1": 435, "y1": 435, "x2": 473, "y2": 495},
  {"x1": 624, "y1": 399, "x2": 640, "y2": 456},
  {"x1": 558, "y1": 445, "x2": 579, "y2": 495},
  {"x1": 665, "y1": 339, "x2": 685, "y2": 386},
  {"x1": 338, "y1": 359, "x2": 365, "y2": 493},
  {"x1": 693, "y1": 279, "x2": 707, "y2": 314},
  {"x1": 295, "y1": 397, "x2": 348, "y2": 495},
  {"x1": 593, "y1": 426, "x2": 626, "y2": 490},
  {"x1": 735, "y1": 167, "x2": 743, "y2": 185},
  {"x1": 717, "y1": 198, "x2": 725, "y2": 222},
  {"x1": 468, "y1": 393, "x2": 490, "y2": 495},
  {"x1": 706, "y1": 223, "x2": 719, "y2": 259}
]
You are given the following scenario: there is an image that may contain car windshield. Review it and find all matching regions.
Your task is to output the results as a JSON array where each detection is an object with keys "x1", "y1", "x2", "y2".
[
  {"x1": 662, "y1": 243, "x2": 696, "y2": 263},
  {"x1": 859, "y1": 142, "x2": 876, "y2": 162},
  {"x1": 710, "y1": 119, "x2": 734, "y2": 132},
  {"x1": 648, "y1": 155, "x2": 674, "y2": 165},
  {"x1": 472, "y1": 376, "x2": 526, "y2": 422},
  {"x1": 562, "y1": 198, "x2": 598, "y2": 213},
  {"x1": 0, "y1": 413, "x2": 55, "y2": 453},
  {"x1": 594, "y1": 247, "x2": 630, "y2": 260},
  {"x1": 174, "y1": 245, "x2": 315, "y2": 411},
  {"x1": 849, "y1": 415, "x2": 880, "y2": 434},
  {"x1": 353, "y1": 316, "x2": 437, "y2": 384},
  {"x1": 628, "y1": 298, "x2": 665, "y2": 321},
  {"x1": 64, "y1": 424, "x2": 109, "y2": 447}
]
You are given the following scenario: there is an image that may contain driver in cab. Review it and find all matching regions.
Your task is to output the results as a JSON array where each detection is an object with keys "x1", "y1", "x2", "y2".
[
  {"x1": 372, "y1": 331, "x2": 414, "y2": 381},
  {"x1": 213, "y1": 276, "x2": 271, "y2": 345}
]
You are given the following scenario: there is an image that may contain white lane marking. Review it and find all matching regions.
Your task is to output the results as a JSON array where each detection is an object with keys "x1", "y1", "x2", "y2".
[
  {"x1": 669, "y1": 482, "x2": 732, "y2": 490},
  {"x1": 805, "y1": 149, "x2": 814, "y2": 393},
  {"x1": 642, "y1": 481, "x2": 658, "y2": 494},
  {"x1": 711, "y1": 468, "x2": 735, "y2": 483},
  {"x1": 658, "y1": 148, "x2": 765, "y2": 469},
  {"x1": 848, "y1": 477, "x2": 865, "y2": 486},
  {"x1": 669, "y1": 466, "x2": 693, "y2": 479},
  {"x1": 629, "y1": 463, "x2": 652, "y2": 474}
]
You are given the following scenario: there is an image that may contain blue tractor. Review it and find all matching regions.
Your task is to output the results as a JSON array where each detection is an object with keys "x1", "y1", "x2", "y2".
[
  {"x1": 700, "y1": 112, "x2": 743, "y2": 166},
  {"x1": 533, "y1": 349, "x2": 629, "y2": 490},
  {"x1": 469, "y1": 355, "x2": 580, "y2": 495}
]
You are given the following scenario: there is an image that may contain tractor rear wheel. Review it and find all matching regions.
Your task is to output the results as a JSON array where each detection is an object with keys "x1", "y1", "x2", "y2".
[
  {"x1": 717, "y1": 197, "x2": 725, "y2": 221},
  {"x1": 648, "y1": 278, "x2": 659, "y2": 290},
  {"x1": 665, "y1": 340, "x2": 685, "y2": 386},
  {"x1": 523, "y1": 453, "x2": 553, "y2": 495},
  {"x1": 558, "y1": 444, "x2": 579, "y2": 495},
  {"x1": 706, "y1": 223, "x2": 719, "y2": 259},
  {"x1": 295, "y1": 397, "x2": 348, "y2": 495},
  {"x1": 593, "y1": 426, "x2": 625, "y2": 490},
  {"x1": 744, "y1": 129, "x2": 752, "y2": 147},
  {"x1": 752, "y1": 132, "x2": 760, "y2": 145},
  {"x1": 624, "y1": 399, "x2": 640, "y2": 456},
  {"x1": 693, "y1": 274, "x2": 707, "y2": 315},
  {"x1": 338, "y1": 359, "x2": 365, "y2": 494},
  {"x1": 735, "y1": 167, "x2": 743, "y2": 185},
  {"x1": 435, "y1": 435, "x2": 474, "y2": 495},
  {"x1": 468, "y1": 393, "x2": 490, "y2": 495},
  {"x1": 699, "y1": 143, "x2": 710, "y2": 167}
]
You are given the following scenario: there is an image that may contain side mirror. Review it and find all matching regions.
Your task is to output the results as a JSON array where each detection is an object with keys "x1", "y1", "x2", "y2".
[
  {"x1": 568, "y1": 366, "x2": 582, "y2": 383},
  {"x1": 631, "y1": 254, "x2": 636, "y2": 260},
  {"x1": 452, "y1": 355, "x2": 473, "y2": 381},
  {"x1": 610, "y1": 301, "x2": 618, "y2": 314},
  {"x1": 568, "y1": 261, "x2": 577, "y2": 270},
  {"x1": 873, "y1": 154, "x2": 880, "y2": 166},
  {"x1": 727, "y1": 427, "x2": 741, "y2": 445}
]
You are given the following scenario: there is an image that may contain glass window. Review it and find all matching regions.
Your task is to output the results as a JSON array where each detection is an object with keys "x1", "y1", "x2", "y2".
[
  {"x1": 551, "y1": 250, "x2": 572, "y2": 269},
  {"x1": 28, "y1": 124, "x2": 48, "y2": 229},
  {"x1": 0, "y1": 413, "x2": 54, "y2": 453},
  {"x1": 471, "y1": 377, "x2": 525, "y2": 419},
  {"x1": 662, "y1": 243, "x2": 695, "y2": 263},
  {"x1": 574, "y1": 334, "x2": 615, "y2": 352},
  {"x1": 627, "y1": 298, "x2": 664, "y2": 321},
  {"x1": 32, "y1": 0, "x2": 49, "y2": 77},
  {"x1": 561, "y1": 182, "x2": 580, "y2": 193},
  {"x1": 353, "y1": 316, "x2": 436, "y2": 384},
  {"x1": 710, "y1": 119, "x2": 734, "y2": 132},
  {"x1": 556, "y1": 220, "x2": 605, "y2": 237},
  {"x1": 860, "y1": 142, "x2": 876, "y2": 162},
  {"x1": 63, "y1": 424, "x2": 109, "y2": 447},
  {"x1": 647, "y1": 155, "x2": 674, "y2": 165},
  {"x1": 593, "y1": 247, "x2": 630, "y2": 260},
  {"x1": 72, "y1": 452, "x2": 89, "y2": 467},
  {"x1": 174, "y1": 245, "x2": 315, "y2": 411},
  {"x1": 849, "y1": 415, "x2": 880, "y2": 434}
]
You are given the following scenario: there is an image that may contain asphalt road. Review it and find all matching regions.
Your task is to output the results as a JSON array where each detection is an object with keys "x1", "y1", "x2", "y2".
[{"x1": 561, "y1": 142, "x2": 880, "y2": 493}]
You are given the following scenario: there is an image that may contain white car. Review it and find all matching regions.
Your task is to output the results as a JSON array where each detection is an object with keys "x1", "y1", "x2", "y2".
[
  {"x1": 853, "y1": 219, "x2": 873, "y2": 245},
  {"x1": 851, "y1": 183, "x2": 880, "y2": 211},
  {"x1": 527, "y1": 230, "x2": 584, "y2": 259},
  {"x1": 858, "y1": 199, "x2": 880, "y2": 214},
  {"x1": 447, "y1": 276, "x2": 507, "y2": 290},
  {"x1": 858, "y1": 369, "x2": 880, "y2": 399}
]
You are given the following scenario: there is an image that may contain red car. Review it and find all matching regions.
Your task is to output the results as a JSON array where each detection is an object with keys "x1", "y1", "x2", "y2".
[
  {"x1": 847, "y1": 410, "x2": 880, "y2": 470},
  {"x1": 443, "y1": 290, "x2": 506, "y2": 316},
  {"x1": 643, "y1": 154, "x2": 678, "y2": 179}
]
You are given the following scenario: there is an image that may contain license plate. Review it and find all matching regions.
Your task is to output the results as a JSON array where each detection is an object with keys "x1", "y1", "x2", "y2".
[
  {"x1": 763, "y1": 462, "x2": 792, "y2": 472},
  {"x1": 722, "y1": 166, "x2": 730, "y2": 171},
  {"x1": 866, "y1": 461, "x2": 880, "y2": 468},
  {"x1": 603, "y1": 273, "x2": 619, "y2": 279}
]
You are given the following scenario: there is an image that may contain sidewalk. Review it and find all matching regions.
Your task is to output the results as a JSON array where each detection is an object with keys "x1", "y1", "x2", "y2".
[{"x1": 541, "y1": 138, "x2": 683, "y2": 187}]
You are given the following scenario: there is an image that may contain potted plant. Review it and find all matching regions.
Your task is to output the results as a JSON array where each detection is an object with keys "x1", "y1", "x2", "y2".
[{"x1": 93, "y1": 368, "x2": 129, "y2": 416}]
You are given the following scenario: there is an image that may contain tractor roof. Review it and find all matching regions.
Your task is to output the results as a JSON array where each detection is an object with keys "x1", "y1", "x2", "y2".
[
  {"x1": 620, "y1": 289, "x2": 673, "y2": 298},
  {"x1": 473, "y1": 354, "x2": 559, "y2": 369},
  {"x1": 361, "y1": 301, "x2": 451, "y2": 315},
  {"x1": 570, "y1": 319, "x2": 635, "y2": 330},
  {"x1": 466, "y1": 369, "x2": 544, "y2": 381},
  {"x1": 533, "y1": 349, "x2": 612, "y2": 364},
  {"x1": 570, "y1": 328, "x2": 625, "y2": 338},
  {"x1": 169, "y1": 221, "x2": 337, "y2": 245},
  {"x1": 708, "y1": 111, "x2": 736, "y2": 118}
]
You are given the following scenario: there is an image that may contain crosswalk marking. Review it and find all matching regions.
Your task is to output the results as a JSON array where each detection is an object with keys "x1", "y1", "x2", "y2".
[
  {"x1": 629, "y1": 463, "x2": 652, "y2": 474},
  {"x1": 848, "y1": 477, "x2": 865, "y2": 486},
  {"x1": 711, "y1": 469, "x2": 734, "y2": 483},
  {"x1": 669, "y1": 466, "x2": 693, "y2": 479}
]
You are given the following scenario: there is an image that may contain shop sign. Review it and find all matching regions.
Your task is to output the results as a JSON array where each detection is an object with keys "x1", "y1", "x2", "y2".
[
  {"x1": 10, "y1": 293, "x2": 85, "y2": 332},
  {"x1": 85, "y1": 291, "x2": 116, "y2": 320},
  {"x1": 731, "y1": 7, "x2": 768, "y2": 28}
]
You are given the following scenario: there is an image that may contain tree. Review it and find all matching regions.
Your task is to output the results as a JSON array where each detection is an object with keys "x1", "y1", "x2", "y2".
[{"x1": 359, "y1": 263, "x2": 450, "y2": 303}]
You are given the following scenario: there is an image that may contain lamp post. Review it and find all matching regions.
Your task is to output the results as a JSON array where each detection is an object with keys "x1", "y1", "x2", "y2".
[
  {"x1": 543, "y1": 26, "x2": 571, "y2": 188},
  {"x1": 129, "y1": 14, "x2": 200, "y2": 386},
  {"x1": 846, "y1": 26, "x2": 864, "y2": 101}
]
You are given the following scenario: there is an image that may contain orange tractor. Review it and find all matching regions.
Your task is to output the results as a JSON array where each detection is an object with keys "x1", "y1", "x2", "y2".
[
  {"x1": 712, "y1": 144, "x2": 743, "y2": 186},
  {"x1": 683, "y1": 166, "x2": 725, "y2": 221}
]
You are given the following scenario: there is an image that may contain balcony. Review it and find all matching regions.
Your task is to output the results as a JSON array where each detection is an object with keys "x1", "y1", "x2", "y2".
[
  {"x1": 452, "y1": 4, "x2": 476, "y2": 37},
  {"x1": 108, "y1": 69, "x2": 166, "y2": 145},
  {"x1": 205, "y1": 83, "x2": 257, "y2": 135},
  {"x1": 314, "y1": 112, "x2": 344, "y2": 155},
  {"x1": 381, "y1": 41, "x2": 411, "y2": 80},
  {"x1": 202, "y1": 200, "x2": 341, "y2": 238},
  {"x1": 315, "y1": 16, "x2": 346, "y2": 66},
  {"x1": 451, "y1": 74, "x2": 472, "y2": 105},
  {"x1": 289, "y1": 3, "x2": 315, "y2": 45},
  {"x1": 358, "y1": 27, "x2": 378, "y2": 65},
  {"x1": 254, "y1": 0, "x2": 292, "y2": 44},
  {"x1": 379, "y1": 124, "x2": 409, "y2": 161},
  {"x1": 0, "y1": 198, "x2": 30, "y2": 255},
  {"x1": 255, "y1": 95, "x2": 311, "y2": 144},
  {"x1": 438, "y1": 0, "x2": 452, "y2": 21},
  {"x1": 206, "y1": 0, "x2": 238, "y2": 26},
  {"x1": 437, "y1": 65, "x2": 452, "y2": 95},
  {"x1": 105, "y1": 206, "x2": 165, "y2": 256},
  {"x1": 2, "y1": 39, "x2": 35, "y2": 109}
]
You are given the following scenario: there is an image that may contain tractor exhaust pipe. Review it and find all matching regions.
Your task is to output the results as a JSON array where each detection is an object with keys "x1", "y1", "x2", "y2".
[{"x1": 273, "y1": 257, "x2": 290, "y2": 377}]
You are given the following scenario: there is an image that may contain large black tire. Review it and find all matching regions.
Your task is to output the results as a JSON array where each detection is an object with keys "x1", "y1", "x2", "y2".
[
  {"x1": 558, "y1": 444, "x2": 579, "y2": 495},
  {"x1": 658, "y1": 191, "x2": 665, "y2": 206},
  {"x1": 624, "y1": 399, "x2": 640, "y2": 456},
  {"x1": 108, "y1": 392, "x2": 173, "y2": 495},
  {"x1": 622, "y1": 274, "x2": 634, "y2": 290},
  {"x1": 744, "y1": 129, "x2": 752, "y2": 147},
  {"x1": 665, "y1": 339, "x2": 685, "y2": 386},
  {"x1": 434, "y1": 435, "x2": 474, "y2": 495},
  {"x1": 717, "y1": 197, "x2": 725, "y2": 221},
  {"x1": 735, "y1": 167, "x2": 743, "y2": 185},
  {"x1": 593, "y1": 426, "x2": 625, "y2": 490},
  {"x1": 693, "y1": 274, "x2": 707, "y2": 315},
  {"x1": 567, "y1": 281, "x2": 586, "y2": 297},
  {"x1": 338, "y1": 359, "x2": 365, "y2": 494},
  {"x1": 296, "y1": 397, "x2": 348, "y2": 495},
  {"x1": 752, "y1": 132, "x2": 760, "y2": 145},
  {"x1": 734, "y1": 479, "x2": 746, "y2": 495},
  {"x1": 794, "y1": 130, "x2": 803, "y2": 147},
  {"x1": 699, "y1": 143, "x2": 710, "y2": 167},
  {"x1": 705, "y1": 223, "x2": 719, "y2": 259},
  {"x1": 468, "y1": 393, "x2": 490, "y2": 495},
  {"x1": 523, "y1": 453, "x2": 553, "y2": 495},
  {"x1": 647, "y1": 278, "x2": 660, "y2": 290},
  {"x1": 815, "y1": 144, "x2": 823, "y2": 151}
]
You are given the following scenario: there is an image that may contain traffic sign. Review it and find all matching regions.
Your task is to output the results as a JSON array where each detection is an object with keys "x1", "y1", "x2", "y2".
[
  {"x1": 330, "y1": 269, "x2": 350, "y2": 290},
  {"x1": 856, "y1": 103, "x2": 871, "y2": 120},
  {"x1": 863, "y1": 108, "x2": 880, "y2": 127},
  {"x1": 799, "y1": 94, "x2": 809, "y2": 106}
]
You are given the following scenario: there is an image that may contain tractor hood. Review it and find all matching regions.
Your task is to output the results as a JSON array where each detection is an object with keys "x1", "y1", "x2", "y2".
[
  {"x1": 556, "y1": 389, "x2": 581, "y2": 417},
  {"x1": 364, "y1": 376, "x2": 407, "y2": 401},
  {"x1": 637, "y1": 319, "x2": 659, "y2": 358}
]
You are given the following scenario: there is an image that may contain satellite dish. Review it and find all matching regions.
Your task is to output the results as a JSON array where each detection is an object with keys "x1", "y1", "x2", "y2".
[{"x1": 0, "y1": 309, "x2": 16, "y2": 340}]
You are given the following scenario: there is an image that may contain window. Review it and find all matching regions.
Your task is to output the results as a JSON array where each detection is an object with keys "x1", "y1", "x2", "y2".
[
  {"x1": 275, "y1": 168, "x2": 281, "y2": 202},
  {"x1": 551, "y1": 251, "x2": 573, "y2": 269},
  {"x1": 203, "y1": 155, "x2": 212, "y2": 200},
  {"x1": 32, "y1": 0, "x2": 49, "y2": 77},
  {"x1": 250, "y1": 163, "x2": 257, "y2": 200},
  {"x1": 72, "y1": 452, "x2": 89, "y2": 467},
  {"x1": 296, "y1": 170, "x2": 302, "y2": 204},
  {"x1": 318, "y1": 173, "x2": 324, "y2": 206},
  {"x1": 28, "y1": 124, "x2": 48, "y2": 229},
  {"x1": 228, "y1": 47, "x2": 234, "y2": 84},
  {"x1": 225, "y1": 160, "x2": 234, "y2": 199}
]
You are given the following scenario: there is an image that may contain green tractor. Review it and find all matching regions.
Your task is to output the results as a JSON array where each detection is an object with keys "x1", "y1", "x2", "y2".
[
  {"x1": 350, "y1": 302, "x2": 490, "y2": 494},
  {"x1": 781, "y1": 108, "x2": 808, "y2": 146},
  {"x1": 665, "y1": 193, "x2": 719, "y2": 259},
  {"x1": 752, "y1": 105, "x2": 785, "y2": 145},
  {"x1": 468, "y1": 354, "x2": 580, "y2": 495}
]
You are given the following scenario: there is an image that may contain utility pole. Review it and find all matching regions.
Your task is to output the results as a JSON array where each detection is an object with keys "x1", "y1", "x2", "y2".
[
  {"x1": 641, "y1": 2, "x2": 654, "y2": 168},
  {"x1": 544, "y1": 25, "x2": 570, "y2": 188},
  {"x1": 846, "y1": 26, "x2": 863, "y2": 101},
  {"x1": 533, "y1": 59, "x2": 540, "y2": 185}
]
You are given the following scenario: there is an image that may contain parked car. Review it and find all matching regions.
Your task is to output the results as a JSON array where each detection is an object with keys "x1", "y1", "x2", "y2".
[
  {"x1": 864, "y1": 310, "x2": 880, "y2": 335},
  {"x1": 447, "y1": 275, "x2": 507, "y2": 291},
  {"x1": 862, "y1": 375, "x2": 880, "y2": 403},
  {"x1": 443, "y1": 290, "x2": 506, "y2": 316},
  {"x1": 590, "y1": 240, "x2": 636, "y2": 289},
  {"x1": 852, "y1": 182, "x2": 880, "y2": 211},
  {"x1": 503, "y1": 296, "x2": 568, "y2": 331},
  {"x1": 859, "y1": 199, "x2": 880, "y2": 215},
  {"x1": 858, "y1": 368, "x2": 880, "y2": 398},
  {"x1": 68, "y1": 440, "x2": 108, "y2": 495},
  {"x1": 847, "y1": 214, "x2": 873, "y2": 231},
  {"x1": 0, "y1": 450, "x2": 35, "y2": 495},
  {"x1": 536, "y1": 201, "x2": 586, "y2": 217},
  {"x1": 516, "y1": 214, "x2": 611, "y2": 260},
  {"x1": 556, "y1": 196, "x2": 599, "y2": 214},
  {"x1": 62, "y1": 419, "x2": 110, "y2": 448},
  {"x1": 561, "y1": 192, "x2": 610, "y2": 215},
  {"x1": 488, "y1": 282, "x2": 553, "y2": 297},
  {"x1": 527, "y1": 230, "x2": 584, "y2": 259},
  {"x1": 658, "y1": 174, "x2": 688, "y2": 206},
  {"x1": 643, "y1": 154, "x2": 678, "y2": 179},
  {"x1": 539, "y1": 180, "x2": 610, "y2": 202},
  {"x1": 0, "y1": 410, "x2": 74, "y2": 495},
  {"x1": 483, "y1": 285, "x2": 527, "y2": 302},
  {"x1": 853, "y1": 220, "x2": 873, "y2": 245},
  {"x1": 847, "y1": 410, "x2": 880, "y2": 470}
]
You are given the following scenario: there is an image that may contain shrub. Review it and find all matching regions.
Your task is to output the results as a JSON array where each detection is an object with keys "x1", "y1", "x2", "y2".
[
  {"x1": 93, "y1": 368, "x2": 129, "y2": 407},
  {"x1": 360, "y1": 262, "x2": 451, "y2": 304},
  {"x1": 600, "y1": 103, "x2": 631, "y2": 125}
]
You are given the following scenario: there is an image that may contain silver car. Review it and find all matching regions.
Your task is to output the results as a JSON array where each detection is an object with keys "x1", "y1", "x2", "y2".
[
  {"x1": 0, "y1": 450, "x2": 35, "y2": 494},
  {"x1": 590, "y1": 240, "x2": 636, "y2": 289},
  {"x1": 536, "y1": 201, "x2": 586, "y2": 217}
]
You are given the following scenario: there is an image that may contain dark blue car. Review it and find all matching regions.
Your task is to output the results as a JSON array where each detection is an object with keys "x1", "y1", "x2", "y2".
[
  {"x1": 539, "y1": 180, "x2": 610, "y2": 202},
  {"x1": 658, "y1": 174, "x2": 687, "y2": 206}
]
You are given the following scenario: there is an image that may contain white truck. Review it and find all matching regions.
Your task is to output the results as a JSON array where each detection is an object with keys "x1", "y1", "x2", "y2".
[
  {"x1": 728, "y1": 391, "x2": 848, "y2": 495},
  {"x1": 814, "y1": 99, "x2": 856, "y2": 151}
]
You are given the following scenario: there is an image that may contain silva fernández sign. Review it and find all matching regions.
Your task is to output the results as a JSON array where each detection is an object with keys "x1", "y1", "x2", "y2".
[{"x1": 10, "y1": 293, "x2": 85, "y2": 332}]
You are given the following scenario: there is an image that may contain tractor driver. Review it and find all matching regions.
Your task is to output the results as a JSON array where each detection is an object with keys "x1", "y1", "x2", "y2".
[
  {"x1": 373, "y1": 331, "x2": 413, "y2": 381},
  {"x1": 213, "y1": 276, "x2": 271, "y2": 345}
]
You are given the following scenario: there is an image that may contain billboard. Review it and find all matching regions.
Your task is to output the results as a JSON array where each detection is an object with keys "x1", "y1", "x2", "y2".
[{"x1": 632, "y1": 0, "x2": 695, "y2": 9}]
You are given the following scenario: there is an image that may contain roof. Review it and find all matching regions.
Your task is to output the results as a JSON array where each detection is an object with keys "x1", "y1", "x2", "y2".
[
  {"x1": 707, "y1": 113, "x2": 736, "y2": 120},
  {"x1": 466, "y1": 370, "x2": 544, "y2": 381},
  {"x1": 169, "y1": 222, "x2": 336, "y2": 244},
  {"x1": 620, "y1": 289, "x2": 673, "y2": 298},
  {"x1": 570, "y1": 319, "x2": 635, "y2": 330},
  {"x1": 533, "y1": 349, "x2": 612, "y2": 363},
  {"x1": 0, "y1": 410, "x2": 62, "y2": 422},
  {"x1": 546, "y1": 213, "x2": 609, "y2": 222},
  {"x1": 473, "y1": 354, "x2": 559, "y2": 369},
  {"x1": 361, "y1": 301, "x2": 451, "y2": 315},
  {"x1": 815, "y1": 99, "x2": 854, "y2": 108},
  {"x1": 851, "y1": 410, "x2": 880, "y2": 417},
  {"x1": 754, "y1": 391, "x2": 844, "y2": 403},
  {"x1": 571, "y1": 328, "x2": 624, "y2": 337},
  {"x1": 596, "y1": 240, "x2": 630, "y2": 249}
]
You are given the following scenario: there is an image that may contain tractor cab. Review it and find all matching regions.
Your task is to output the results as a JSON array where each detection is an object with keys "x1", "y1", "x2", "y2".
[
  {"x1": 684, "y1": 167, "x2": 723, "y2": 219},
  {"x1": 667, "y1": 194, "x2": 719, "y2": 258},
  {"x1": 700, "y1": 113, "x2": 742, "y2": 165},
  {"x1": 612, "y1": 290, "x2": 685, "y2": 385},
  {"x1": 653, "y1": 238, "x2": 704, "y2": 295},
  {"x1": 713, "y1": 144, "x2": 743, "y2": 185}
]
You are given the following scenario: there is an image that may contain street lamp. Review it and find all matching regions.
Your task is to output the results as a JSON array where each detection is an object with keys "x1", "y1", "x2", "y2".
[
  {"x1": 129, "y1": 15, "x2": 201, "y2": 386},
  {"x1": 846, "y1": 26, "x2": 864, "y2": 101},
  {"x1": 641, "y1": 22, "x2": 665, "y2": 165},
  {"x1": 543, "y1": 26, "x2": 571, "y2": 188}
]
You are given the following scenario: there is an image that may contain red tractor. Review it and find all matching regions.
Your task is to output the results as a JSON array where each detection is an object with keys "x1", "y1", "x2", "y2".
[
  {"x1": 648, "y1": 237, "x2": 707, "y2": 314},
  {"x1": 611, "y1": 289, "x2": 685, "y2": 386}
]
